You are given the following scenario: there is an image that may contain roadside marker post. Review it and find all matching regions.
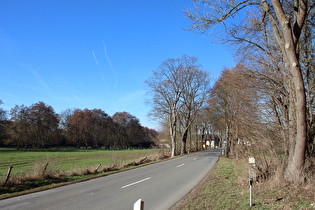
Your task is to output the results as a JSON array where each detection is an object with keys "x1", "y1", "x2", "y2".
[
  {"x1": 134, "y1": 199, "x2": 144, "y2": 210},
  {"x1": 249, "y1": 178, "x2": 253, "y2": 206},
  {"x1": 248, "y1": 157, "x2": 256, "y2": 181},
  {"x1": 248, "y1": 157, "x2": 256, "y2": 206}
]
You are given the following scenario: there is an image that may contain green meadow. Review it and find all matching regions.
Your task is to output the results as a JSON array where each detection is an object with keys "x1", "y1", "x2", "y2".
[
  {"x1": 0, "y1": 148, "x2": 164, "y2": 198},
  {"x1": 0, "y1": 148, "x2": 160, "y2": 180}
]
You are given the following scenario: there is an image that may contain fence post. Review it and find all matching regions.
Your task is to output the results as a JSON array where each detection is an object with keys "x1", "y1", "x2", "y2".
[
  {"x1": 4, "y1": 166, "x2": 13, "y2": 184},
  {"x1": 42, "y1": 162, "x2": 49, "y2": 176},
  {"x1": 133, "y1": 199, "x2": 144, "y2": 210},
  {"x1": 139, "y1": 157, "x2": 147, "y2": 164},
  {"x1": 95, "y1": 164, "x2": 101, "y2": 172}
]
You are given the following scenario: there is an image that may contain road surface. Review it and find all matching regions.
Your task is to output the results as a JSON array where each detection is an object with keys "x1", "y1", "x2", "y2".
[{"x1": 0, "y1": 149, "x2": 220, "y2": 210}]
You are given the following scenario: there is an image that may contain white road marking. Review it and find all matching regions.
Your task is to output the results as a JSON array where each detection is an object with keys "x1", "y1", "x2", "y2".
[
  {"x1": 177, "y1": 163, "x2": 185, "y2": 168},
  {"x1": 193, "y1": 158, "x2": 198, "y2": 160},
  {"x1": 121, "y1": 177, "x2": 151, "y2": 189}
]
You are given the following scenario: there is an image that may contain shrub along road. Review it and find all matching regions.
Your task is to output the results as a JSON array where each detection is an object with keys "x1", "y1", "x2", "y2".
[{"x1": 0, "y1": 149, "x2": 220, "y2": 210}]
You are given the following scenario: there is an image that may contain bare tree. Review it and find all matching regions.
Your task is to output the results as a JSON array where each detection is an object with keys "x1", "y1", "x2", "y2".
[
  {"x1": 0, "y1": 100, "x2": 6, "y2": 120},
  {"x1": 0, "y1": 100, "x2": 8, "y2": 145},
  {"x1": 185, "y1": 0, "x2": 314, "y2": 182},
  {"x1": 177, "y1": 61, "x2": 211, "y2": 154},
  {"x1": 59, "y1": 109, "x2": 74, "y2": 131},
  {"x1": 146, "y1": 57, "x2": 185, "y2": 157},
  {"x1": 146, "y1": 55, "x2": 210, "y2": 156},
  {"x1": 300, "y1": 15, "x2": 315, "y2": 156}
]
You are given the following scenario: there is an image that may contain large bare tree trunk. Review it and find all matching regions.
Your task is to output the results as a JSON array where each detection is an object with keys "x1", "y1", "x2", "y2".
[
  {"x1": 262, "y1": 0, "x2": 307, "y2": 181},
  {"x1": 170, "y1": 124, "x2": 176, "y2": 157},
  {"x1": 269, "y1": 0, "x2": 307, "y2": 182},
  {"x1": 225, "y1": 125, "x2": 231, "y2": 157},
  {"x1": 180, "y1": 128, "x2": 189, "y2": 154},
  {"x1": 285, "y1": 65, "x2": 307, "y2": 181},
  {"x1": 170, "y1": 108, "x2": 177, "y2": 157}
]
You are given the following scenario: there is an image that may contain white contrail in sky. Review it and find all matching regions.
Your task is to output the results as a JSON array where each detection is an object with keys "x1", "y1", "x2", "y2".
[
  {"x1": 92, "y1": 50, "x2": 108, "y2": 90},
  {"x1": 102, "y1": 40, "x2": 118, "y2": 89},
  {"x1": 32, "y1": 70, "x2": 51, "y2": 92},
  {"x1": 92, "y1": 50, "x2": 99, "y2": 68}
]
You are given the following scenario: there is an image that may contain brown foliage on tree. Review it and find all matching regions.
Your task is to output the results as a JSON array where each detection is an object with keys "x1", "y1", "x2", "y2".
[
  {"x1": 9, "y1": 102, "x2": 59, "y2": 148},
  {"x1": 67, "y1": 109, "x2": 154, "y2": 149},
  {"x1": 112, "y1": 112, "x2": 152, "y2": 148},
  {"x1": 209, "y1": 65, "x2": 261, "y2": 157},
  {"x1": 29, "y1": 102, "x2": 59, "y2": 147},
  {"x1": 1, "y1": 99, "x2": 158, "y2": 149},
  {"x1": 68, "y1": 109, "x2": 113, "y2": 148}
]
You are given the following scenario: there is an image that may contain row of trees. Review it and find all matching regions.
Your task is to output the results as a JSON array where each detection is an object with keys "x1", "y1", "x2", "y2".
[
  {"x1": 144, "y1": 0, "x2": 314, "y2": 184},
  {"x1": 146, "y1": 55, "x2": 211, "y2": 157},
  {"x1": 184, "y1": 0, "x2": 315, "y2": 183},
  {"x1": 0, "y1": 101, "x2": 158, "y2": 149}
]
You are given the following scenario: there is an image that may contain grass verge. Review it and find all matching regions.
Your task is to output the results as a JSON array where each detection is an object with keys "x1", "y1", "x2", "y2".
[{"x1": 172, "y1": 157, "x2": 315, "y2": 210}]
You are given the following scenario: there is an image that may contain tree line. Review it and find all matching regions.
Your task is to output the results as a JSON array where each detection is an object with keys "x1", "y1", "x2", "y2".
[
  {"x1": 0, "y1": 100, "x2": 158, "y2": 149},
  {"x1": 183, "y1": 0, "x2": 315, "y2": 183}
]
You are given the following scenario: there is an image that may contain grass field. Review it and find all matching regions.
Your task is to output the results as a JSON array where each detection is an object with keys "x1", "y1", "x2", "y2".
[
  {"x1": 0, "y1": 148, "x2": 160, "y2": 186},
  {"x1": 0, "y1": 148, "x2": 162, "y2": 183},
  {"x1": 0, "y1": 148, "x2": 166, "y2": 199}
]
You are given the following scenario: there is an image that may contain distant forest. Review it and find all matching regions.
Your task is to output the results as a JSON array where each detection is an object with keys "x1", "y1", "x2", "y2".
[{"x1": 0, "y1": 100, "x2": 158, "y2": 149}]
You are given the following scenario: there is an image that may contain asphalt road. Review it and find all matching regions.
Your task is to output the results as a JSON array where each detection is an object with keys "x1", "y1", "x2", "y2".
[{"x1": 0, "y1": 149, "x2": 220, "y2": 210}]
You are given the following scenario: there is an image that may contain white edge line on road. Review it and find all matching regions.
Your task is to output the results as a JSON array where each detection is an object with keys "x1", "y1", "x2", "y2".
[
  {"x1": 177, "y1": 163, "x2": 185, "y2": 168},
  {"x1": 121, "y1": 177, "x2": 151, "y2": 189}
]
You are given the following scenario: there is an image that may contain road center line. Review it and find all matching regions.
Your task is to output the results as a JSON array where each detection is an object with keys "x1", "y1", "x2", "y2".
[
  {"x1": 121, "y1": 177, "x2": 151, "y2": 189},
  {"x1": 177, "y1": 163, "x2": 185, "y2": 168}
]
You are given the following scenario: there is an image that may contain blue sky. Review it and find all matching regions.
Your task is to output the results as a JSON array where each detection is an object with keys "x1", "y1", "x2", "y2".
[{"x1": 0, "y1": 0, "x2": 235, "y2": 129}]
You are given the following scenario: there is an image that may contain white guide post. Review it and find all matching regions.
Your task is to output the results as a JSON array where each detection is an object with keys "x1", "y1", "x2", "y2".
[
  {"x1": 248, "y1": 157, "x2": 256, "y2": 181},
  {"x1": 133, "y1": 199, "x2": 144, "y2": 210}
]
